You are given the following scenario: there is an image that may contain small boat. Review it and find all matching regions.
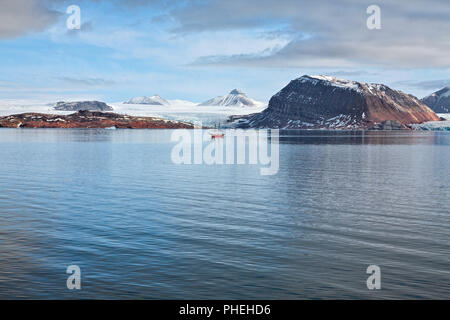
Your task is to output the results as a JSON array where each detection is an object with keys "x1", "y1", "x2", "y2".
[
  {"x1": 209, "y1": 123, "x2": 225, "y2": 139},
  {"x1": 209, "y1": 131, "x2": 224, "y2": 139}
]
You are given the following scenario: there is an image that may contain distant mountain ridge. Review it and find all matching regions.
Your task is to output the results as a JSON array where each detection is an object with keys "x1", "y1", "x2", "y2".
[
  {"x1": 54, "y1": 101, "x2": 113, "y2": 111},
  {"x1": 199, "y1": 89, "x2": 259, "y2": 107},
  {"x1": 422, "y1": 87, "x2": 450, "y2": 113},
  {"x1": 124, "y1": 95, "x2": 170, "y2": 106},
  {"x1": 231, "y1": 75, "x2": 439, "y2": 129}
]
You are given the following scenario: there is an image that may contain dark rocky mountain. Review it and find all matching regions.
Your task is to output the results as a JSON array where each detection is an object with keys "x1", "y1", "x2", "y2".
[
  {"x1": 422, "y1": 87, "x2": 450, "y2": 113},
  {"x1": 54, "y1": 101, "x2": 113, "y2": 111},
  {"x1": 231, "y1": 75, "x2": 440, "y2": 129}
]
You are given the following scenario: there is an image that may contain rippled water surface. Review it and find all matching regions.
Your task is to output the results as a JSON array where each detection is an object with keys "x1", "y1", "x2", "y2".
[{"x1": 0, "y1": 129, "x2": 449, "y2": 299}]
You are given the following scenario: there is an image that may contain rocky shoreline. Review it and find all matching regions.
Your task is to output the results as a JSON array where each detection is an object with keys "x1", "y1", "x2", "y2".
[{"x1": 0, "y1": 110, "x2": 195, "y2": 129}]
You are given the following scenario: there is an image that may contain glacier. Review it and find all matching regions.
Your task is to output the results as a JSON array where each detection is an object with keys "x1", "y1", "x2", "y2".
[
  {"x1": 411, "y1": 114, "x2": 450, "y2": 131},
  {"x1": 0, "y1": 99, "x2": 267, "y2": 127}
]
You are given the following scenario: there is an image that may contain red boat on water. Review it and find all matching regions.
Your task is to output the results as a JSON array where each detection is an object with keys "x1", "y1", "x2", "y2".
[
  {"x1": 209, "y1": 123, "x2": 225, "y2": 139},
  {"x1": 209, "y1": 131, "x2": 225, "y2": 139}
]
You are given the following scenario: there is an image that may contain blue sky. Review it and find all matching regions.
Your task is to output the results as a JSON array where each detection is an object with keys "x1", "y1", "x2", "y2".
[{"x1": 1, "y1": 0, "x2": 450, "y2": 103}]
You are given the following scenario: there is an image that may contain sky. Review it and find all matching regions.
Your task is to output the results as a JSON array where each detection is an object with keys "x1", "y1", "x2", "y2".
[{"x1": 1, "y1": 0, "x2": 450, "y2": 103}]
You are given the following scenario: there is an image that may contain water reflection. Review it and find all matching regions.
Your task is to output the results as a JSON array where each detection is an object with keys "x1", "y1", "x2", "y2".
[
  {"x1": 278, "y1": 130, "x2": 449, "y2": 145},
  {"x1": 0, "y1": 129, "x2": 449, "y2": 299}
]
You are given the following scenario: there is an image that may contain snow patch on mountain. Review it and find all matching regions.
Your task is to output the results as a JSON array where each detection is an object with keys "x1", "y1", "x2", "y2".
[
  {"x1": 441, "y1": 88, "x2": 450, "y2": 98},
  {"x1": 198, "y1": 89, "x2": 262, "y2": 107},
  {"x1": 294, "y1": 75, "x2": 398, "y2": 96},
  {"x1": 422, "y1": 87, "x2": 450, "y2": 113},
  {"x1": 423, "y1": 86, "x2": 450, "y2": 100},
  {"x1": 124, "y1": 95, "x2": 170, "y2": 106},
  {"x1": 54, "y1": 101, "x2": 113, "y2": 111},
  {"x1": 296, "y1": 75, "x2": 361, "y2": 92}
]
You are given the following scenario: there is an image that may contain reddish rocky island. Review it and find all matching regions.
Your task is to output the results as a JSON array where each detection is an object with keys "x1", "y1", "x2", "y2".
[{"x1": 0, "y1": 110, "x2": 195, "y2": 129}]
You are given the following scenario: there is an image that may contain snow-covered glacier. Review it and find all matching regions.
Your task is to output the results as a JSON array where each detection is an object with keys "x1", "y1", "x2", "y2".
[{"x1": 411, "y1": 114, "x2": 450, "y2": 131}]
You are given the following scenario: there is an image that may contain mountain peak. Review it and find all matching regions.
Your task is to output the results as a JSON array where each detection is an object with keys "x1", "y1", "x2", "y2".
[
  {"x1": 422, "y1": 86, "x2": 450, "y2": 113},
  {"x1": 303, "y1": 75, "x2": 339, "y2": 81},
  {"x1": 124, "y1": 95, "x2": 170, "y2": 106},
  {"x1": 229, "y1": 89, "x2": 244, "y2": 95},
  {"x1": 199, "y1": 89, "x2": 258, "y2": 107},
  {"x1": 301, "y1": 74, "x2": 360, "y2": 85},
  {"x1": 438, "y1": 86, "x2": 450, "y2": 93}
]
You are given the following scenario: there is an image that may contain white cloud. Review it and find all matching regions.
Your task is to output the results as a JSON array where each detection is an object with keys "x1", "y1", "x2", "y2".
[{"x1": 165, "y1": 0, "x2": 450, "y2": 68}]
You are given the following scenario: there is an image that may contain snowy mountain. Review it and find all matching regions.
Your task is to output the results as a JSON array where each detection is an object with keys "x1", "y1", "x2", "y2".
[
  {"x1": 124, "y1": 95, "x2": 170, "y2": 106},
  {"x1": 422, "y1": 86, "x2": 450, "y2": 113},
  {"x1": 54, "y1": 101, "x2": 113, "y2": 111},
  {"x1": 198, "y1": 89, "x2": 259, "y2": 107},
  {"x1": 231, "y1": 75, "x2": 439, "y2": 129}
]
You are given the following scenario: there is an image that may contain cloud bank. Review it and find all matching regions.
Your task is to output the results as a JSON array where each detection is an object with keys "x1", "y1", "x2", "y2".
[
  {"x1": 164, "y1": 0, "x2": 450, "y2": 68},
  {"x1": 0, "y1": 0, "x2": 62, "y2": 38}
]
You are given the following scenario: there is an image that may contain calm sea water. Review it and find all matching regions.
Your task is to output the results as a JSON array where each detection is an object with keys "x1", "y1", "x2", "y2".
[{"x1": 0, "y1": 129, "x2": 449, "y2": 299}]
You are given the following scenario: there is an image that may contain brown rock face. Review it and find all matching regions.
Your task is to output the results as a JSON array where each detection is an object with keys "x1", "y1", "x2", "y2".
[
  {"x1": 232, "y1": 75, "x2": 439, "y2": 129},
  {"x1": 0, "y1": 110, "x2": 194, "y2": 129}
]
